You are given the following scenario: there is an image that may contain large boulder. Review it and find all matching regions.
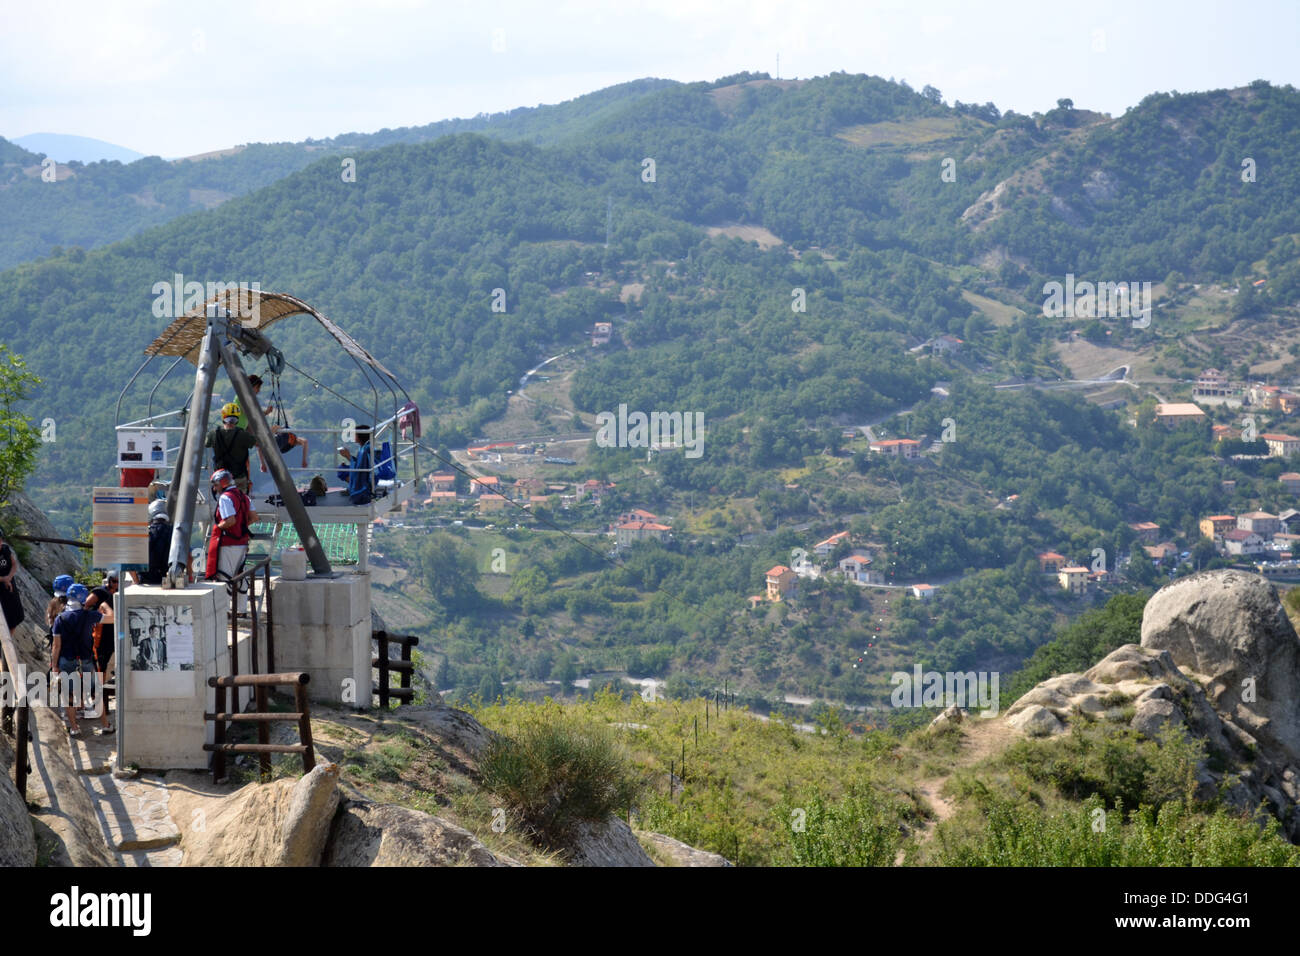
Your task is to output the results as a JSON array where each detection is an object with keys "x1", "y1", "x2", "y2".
[
  {"x1": 323, "y1": 800, "x2": 512, "y2": 866},
  {"x1": 176, "y1": 762, "x2": 340, "y2": 866},
  {"x1": 565, "y1": 817, "x2": 655, "y2": 867},
  {"x1": 1141, "y1": 569, "x2": 1300, "y2": 764}
]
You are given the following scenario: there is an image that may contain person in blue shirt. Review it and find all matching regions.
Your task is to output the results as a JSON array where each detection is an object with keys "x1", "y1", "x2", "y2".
[
  {"x1": 337, "y1": 424, "x2": 373, "y2": 505},
  {"x1": 51, "y1": 583, "x2": 112, "y2": 737}
]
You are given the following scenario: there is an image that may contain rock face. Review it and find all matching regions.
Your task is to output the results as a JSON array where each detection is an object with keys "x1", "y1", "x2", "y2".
[
  {"x1": 177, "y1": 763, "x2": 341, "y2": 866},
  {"x1": 566, "y1": 817, "x2": 655, "y2": 867},
  {"x1": 324, "y1": 800, "x2": 512, "y2": 867},
  {"x1": 637, "y1": 831, "x2": 732, "y2": 867},
  {"x1": 1141, "y1": 569, "x2": 1300, "y2": 765},
  {"x1": 0, "y1": 732, "x2": 36, "y2": 866},
  {"x1": 1005, "y1": 570, "x2": 1300, "y2": 839},
  {"x1": 929, "y1": 705, "x2": 966, "y2": 728}
]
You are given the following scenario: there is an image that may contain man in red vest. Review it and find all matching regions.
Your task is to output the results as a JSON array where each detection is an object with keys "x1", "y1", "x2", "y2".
[{"x1": 205, "y1": 469, "x2": 258, "y2": 581}]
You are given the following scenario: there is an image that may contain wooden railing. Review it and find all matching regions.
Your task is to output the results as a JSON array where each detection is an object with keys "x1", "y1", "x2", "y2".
[
  {"x1": 203, "y1": 672, "x2": 314, "y2": 783},
  {"x1": 373, "y1": 631, "x2": 418, "y2": 708}
]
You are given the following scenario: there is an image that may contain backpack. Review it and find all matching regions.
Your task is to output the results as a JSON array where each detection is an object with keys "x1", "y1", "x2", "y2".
[{"x1": 212, "y1": 428, "x2": 246, "y2": 475}]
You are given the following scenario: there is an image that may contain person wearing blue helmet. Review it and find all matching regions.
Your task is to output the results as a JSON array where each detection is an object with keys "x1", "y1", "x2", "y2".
[
  {"x1": 51, "y1": 583, "x2": 112, "y2": 736},
  {"x1": 45, "y1": 574, "x2": 75, "y2": 649}
]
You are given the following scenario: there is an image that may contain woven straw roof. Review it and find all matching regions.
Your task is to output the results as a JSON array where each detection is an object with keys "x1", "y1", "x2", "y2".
[{"x1": 144, "y1": 289, "x2": 397, "y2": 381}]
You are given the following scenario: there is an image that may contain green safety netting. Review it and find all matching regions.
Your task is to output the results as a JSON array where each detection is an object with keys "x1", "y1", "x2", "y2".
[{"x1": 248, "y1": 522, "x2": 361, "y2": 565}]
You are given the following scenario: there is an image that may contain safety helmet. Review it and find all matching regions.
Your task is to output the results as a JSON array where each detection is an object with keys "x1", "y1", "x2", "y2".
[
  {"x1": 66, "y1": 583, "x2": 89, "y2": 605},
  {"x1": 148, "y1": 499, "x2": 169, "y2": 521},
  {"x1": 53, "y1": 574, "x2": 74, "y2": 596},
  {"x1": 211, "y1": 468, "x2": 234, "y2": 486},
  {"x1": 221, "y1": 402, "x2": 241, "y2": 420}
]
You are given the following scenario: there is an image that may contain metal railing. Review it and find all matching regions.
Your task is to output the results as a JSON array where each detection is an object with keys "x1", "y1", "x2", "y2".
[{"x1": 221, "y1": 555, "x2": 275, "y2": 678}]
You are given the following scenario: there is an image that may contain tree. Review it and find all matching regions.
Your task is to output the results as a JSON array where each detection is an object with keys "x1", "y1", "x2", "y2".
[
  {"x1": 0, "y1": 345, "x2": 42, "y2": 508},
  {"x1": 417, "y1": 533, "x2": 483, "y2": 611},
  {"x1": 1057, "y1": 98, "x2": 1074, "y2": 111},
  {"x1": 921, "y1": 85, "x2": 944, "y2": 104}
]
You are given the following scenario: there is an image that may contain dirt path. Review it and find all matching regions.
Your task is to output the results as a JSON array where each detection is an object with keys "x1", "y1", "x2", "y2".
[{"x1": 912, "y1": 717, "x2": 1018, "y2": 831}]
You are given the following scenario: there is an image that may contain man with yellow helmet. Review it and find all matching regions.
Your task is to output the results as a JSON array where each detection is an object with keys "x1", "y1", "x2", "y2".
[{"x1": 205, "y1": 400, "x2": 263, "y2": 494}]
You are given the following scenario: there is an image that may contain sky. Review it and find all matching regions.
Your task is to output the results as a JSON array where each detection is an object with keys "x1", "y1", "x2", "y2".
[{"x1": 2, "y1": 0, "x2": 1298, "y2": 159}]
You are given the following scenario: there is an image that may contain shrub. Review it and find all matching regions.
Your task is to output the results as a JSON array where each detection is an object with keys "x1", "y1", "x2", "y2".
[
  {"x1": 777, "y1": 785, "x2": 911, "y2": 866},
  {"x1": 478, "y1": 712, "x2": 641, "y2": 848}
]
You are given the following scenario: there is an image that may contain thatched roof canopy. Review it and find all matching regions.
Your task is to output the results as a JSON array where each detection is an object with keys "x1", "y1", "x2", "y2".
[{"x1": 144, "y1": 288, "x2": 397, "y2": 381}]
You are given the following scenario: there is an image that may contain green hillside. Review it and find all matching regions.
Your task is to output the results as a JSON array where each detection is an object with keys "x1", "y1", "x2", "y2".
[{"x1": 4, "y1": 72, "x2": 1300, "y2": 708}]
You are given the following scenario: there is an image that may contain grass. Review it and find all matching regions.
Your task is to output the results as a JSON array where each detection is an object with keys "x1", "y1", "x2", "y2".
[{"x1": 836, "y1": 116, "x2": 970, "y2": 148}]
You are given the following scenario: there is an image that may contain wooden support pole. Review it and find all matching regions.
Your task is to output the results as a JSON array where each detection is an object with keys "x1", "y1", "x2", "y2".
[
  {"x1": 295, "y1": 682, "x2": 315, "y2": 773},
  {"x1": 255, "y1": 685, "x2": 271, "y2": 778},
  {"x1": 14, "y1": 704, "x2": 28, "y2": 795},
  {"x1": 213, "y1": 683, "x2": 227, "y2": 782}
]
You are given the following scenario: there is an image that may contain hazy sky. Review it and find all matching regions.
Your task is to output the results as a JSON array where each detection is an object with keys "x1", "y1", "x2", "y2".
[{"x1": 3, "y1": 0, "x2": 1297, "y2": 158}]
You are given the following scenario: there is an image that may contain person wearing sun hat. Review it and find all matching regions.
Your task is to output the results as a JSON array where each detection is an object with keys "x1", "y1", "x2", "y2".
[{"x1": 51, "y1": 583, "x2": 111, "y2": 736}]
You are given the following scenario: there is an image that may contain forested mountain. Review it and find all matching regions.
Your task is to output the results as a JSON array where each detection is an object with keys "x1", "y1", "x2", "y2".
[
  {"x1": 0, "y1": 78, "x2": 676, "y2": 271},
  {"x1": 3, "y1": 71, "x2": 1300, "y2": 704}
]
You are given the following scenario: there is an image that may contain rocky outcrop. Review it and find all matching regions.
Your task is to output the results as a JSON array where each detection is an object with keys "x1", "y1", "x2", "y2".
[
  {"x1": 566, "y1": 817, "x2": 655, "y2": 867},
  {"x1": 1141, "y1": 569, "x2": 1300, "y2": 766},
  {"x1": 0, "y1": 731, "x2": 36, "y2": 866},
  {"x1": 637, "y1": 831, "x2": 732, "y2": 867},
  {"x1": 324, "y1": 800, "x2": 513, "y2": 866},
  {"x1": 929, "y1": 705, "x2": 966, "y2": 728},
  {"x1": 402, "y1": 704, "x2": 495, "y2": 759},
  {"x1": 1005, "y1": 570, "x2": 1300, "y2": 838},
  {"x1": 176, "y1": 762, "x2": 340, "y2": 866}
]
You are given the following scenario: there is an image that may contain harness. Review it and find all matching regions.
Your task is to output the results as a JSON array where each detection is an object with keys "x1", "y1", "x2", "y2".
[{"x1": 212, "y1": 427, "x2": 245, "y2": 475}]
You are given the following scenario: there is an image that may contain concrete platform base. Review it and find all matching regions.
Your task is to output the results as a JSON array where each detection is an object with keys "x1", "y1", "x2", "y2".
[{"x1": 269, "y1": 573, "x2": 371, "y2": 707}]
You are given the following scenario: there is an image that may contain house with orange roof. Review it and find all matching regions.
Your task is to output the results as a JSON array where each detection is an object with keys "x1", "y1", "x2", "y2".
[
  {"x1": 472, "y1": 475, "x2": 501, "y2": 495},
  {"x1": 1153, "y1": 402, "x2": 1206, "y2": 428},
  {"x1": 910, "y1": 583, "x2": 936, "y2": 601},
  {"x1": 813, "y1": 530, "x2": 850, "y2": 556},
  {"x1": 1037, "y1": 551, "x2": 1067, "y2": 573},
  {"x1": 869, "y1": 438, "x2": 922, "y2": 459},
  {"x1": 616, "y1": 520, "x2": 671, "y2": 549},
  {"x1": 478, "y1": 493, "x2": 506, "y2": 513},
  {"x1": 1199, "y1": 515, "x2": 1237, "y2": 539},
  {"x1": 765, "y1": 565, "x2": 797, "y2": 602},
  {"x1": 428, "y1": 473, "x2": 456, "y2": 492},
  {"x1": 1128, "y1": 521, "x2": 1161, "y2": 544}
]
